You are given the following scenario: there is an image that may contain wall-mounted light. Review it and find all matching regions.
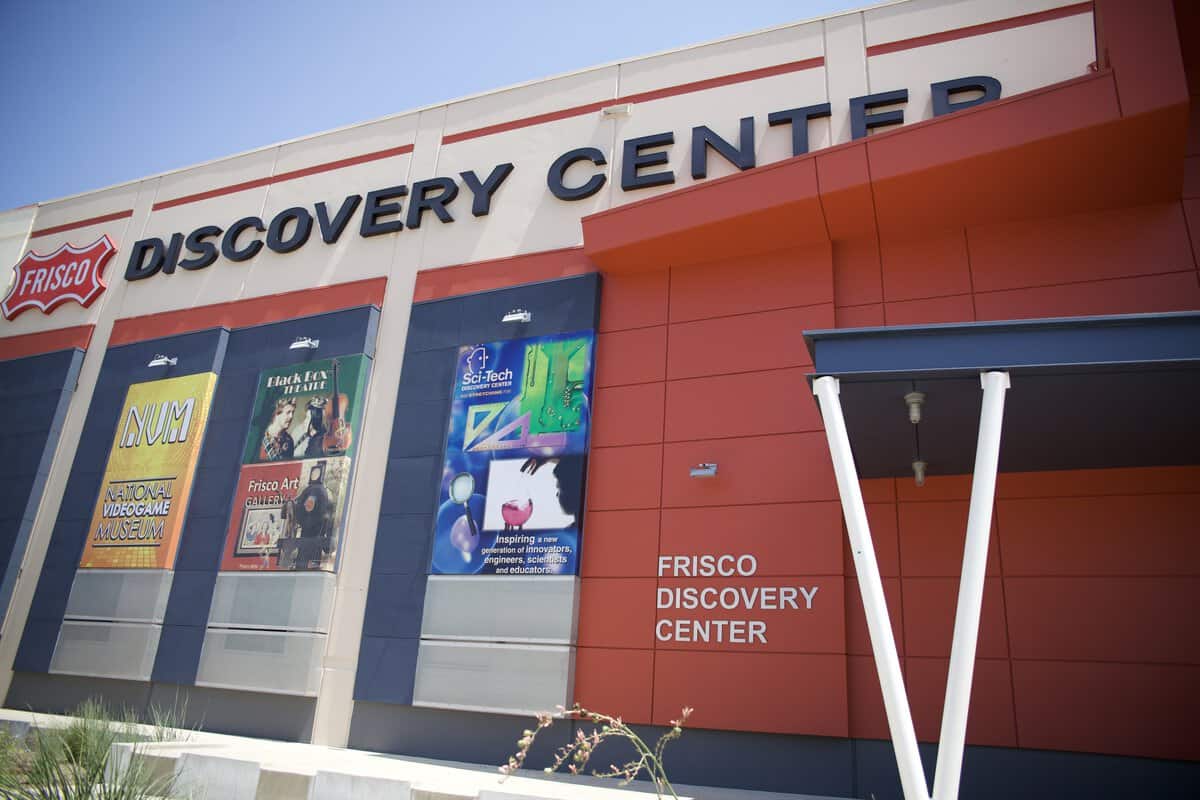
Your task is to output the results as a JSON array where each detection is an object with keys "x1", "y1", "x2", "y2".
[
  {"x1": 912, "y1": 460, "x2": 927, "y2": 487},
  {"x1": 290, "y1": 336, "x2": 320, "y2": 350},
  {"x1": 501, "y1": 308, "x2": 532, "y2": 324},
  {"x1": 147, "y1": 354, "x2": 177, "y2": 368},
  {"x1": 689, "y1": 462, "x2": 718, "y2": 478},
  {"x1": 601, "y1": 103, "x2": 633, "y2": 118},
  {"x1": 904, "y1": 391, "x2": 925, "y2": 424}
]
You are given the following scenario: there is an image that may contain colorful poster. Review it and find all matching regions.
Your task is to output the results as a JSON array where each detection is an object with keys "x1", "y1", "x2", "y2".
[
  {"x1": 430, "y1": 331, "x2": 594, "y2": 576},
  {"x1": 221, "y1": 354, "x2": 368, "y2": 572},
  {"x1": 79, "y1": 372, "x2": 217, "y2": 569},
  {"x1": 240, "y1": 355, "x2": 369, "y2": 465},
  {"x1": 219, "y1": 457, "x2": 351, "y2": 572}
]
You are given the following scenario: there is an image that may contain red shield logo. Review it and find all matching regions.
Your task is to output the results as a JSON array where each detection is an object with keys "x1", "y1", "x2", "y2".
[{"x1": 2, "y1": 235, "x2": 116, "y2": 321}]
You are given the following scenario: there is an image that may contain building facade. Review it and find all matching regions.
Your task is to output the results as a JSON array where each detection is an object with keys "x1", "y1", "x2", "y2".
[{"x1": 0, "y1": 1, "x2": 1197, "y2": 798}]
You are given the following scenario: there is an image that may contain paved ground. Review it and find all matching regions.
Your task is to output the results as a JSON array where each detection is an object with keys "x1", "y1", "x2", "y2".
[{"x1": 0, "y1": 709, "x2": 848, "y2": 800}]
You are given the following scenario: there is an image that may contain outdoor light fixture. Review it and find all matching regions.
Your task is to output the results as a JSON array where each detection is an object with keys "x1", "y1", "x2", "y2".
[
  {"x1": 147, "y1": 354, "x2": 177, "y2": 368},
  {"x1": 912, "y1": 459, "x2": 927, "y2": 487},
  {"x1": 601, "y1": 103, "x2": 633, "y2": 117},
  {"x1": 904, "y1": 391, "x2": 925, "y2": 424},
  {"x1": 689, "y1": 462, "x2": 718, "y2": 478},
  {"x1": 290, "y1": 336, "x2": 320, "y2": 350},
  {"x1": 501, "y1": 308, "x2": 532, "y2": 324}
]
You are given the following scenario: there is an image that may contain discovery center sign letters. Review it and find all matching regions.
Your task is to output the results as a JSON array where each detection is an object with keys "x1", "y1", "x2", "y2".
[{"x1": 120, "y1": 75, "x2": 1001, "y2": 282}]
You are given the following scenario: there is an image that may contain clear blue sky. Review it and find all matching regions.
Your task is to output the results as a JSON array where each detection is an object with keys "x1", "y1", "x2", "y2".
[{"x1": 0, "y1": 0, "x2": 865, "y2": 213}]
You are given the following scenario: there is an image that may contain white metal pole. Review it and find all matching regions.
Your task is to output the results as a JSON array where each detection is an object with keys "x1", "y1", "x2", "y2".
[
  {"x1": 813, "y1": 376, "x2": 931, "y2": 800},
  {"x1": 931, "y1": 371, "x2": 1010, "y2": 800}
]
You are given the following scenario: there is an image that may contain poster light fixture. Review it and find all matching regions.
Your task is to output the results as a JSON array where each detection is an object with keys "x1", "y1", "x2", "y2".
[
  {"x1": 501, "y1": 308, "x2": 531, "y2": 324},
  {"x1": 689, "y1": 462, "x2": 718, "y2": 478},
  {"x1": 147, "y1": 354, "x2": 177, "y2": 368},
  {"x1": 904, "y1": 391, "x2": 925, "y2": 424},
  {"x1": 290, "y1": 336, "x2": 320, "y2": 350}
]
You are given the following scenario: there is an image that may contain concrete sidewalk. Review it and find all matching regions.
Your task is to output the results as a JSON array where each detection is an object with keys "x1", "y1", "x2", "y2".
[{"x1": 0, "y1": 709, "x2": 848, "y2": 800}]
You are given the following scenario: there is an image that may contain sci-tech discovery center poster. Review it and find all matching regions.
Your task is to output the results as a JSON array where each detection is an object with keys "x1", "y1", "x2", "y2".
[
  {"x1": 79, "y1": 373, "x2": 217, "y2": 569},
  {"x1": 222, "y1": 354, "x2": 368, "y2": 572},
  {"x1": 431, "y1": 331, "x2": 595, "y2": 576}
]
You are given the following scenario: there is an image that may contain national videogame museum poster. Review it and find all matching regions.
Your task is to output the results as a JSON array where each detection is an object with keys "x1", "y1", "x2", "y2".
[
  {"x1": 79, "y1": 372, "x2": 217, "y2": 569},
  {"x1": 221, "y1": 355, "x2": 368, "y2": 572},
  {"x1": 430, "y1": 331, "x2": 595, "y2": 576}
]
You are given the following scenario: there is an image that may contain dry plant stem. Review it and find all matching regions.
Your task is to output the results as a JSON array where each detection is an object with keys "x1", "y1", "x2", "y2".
[{"x1": 500, "y1": 703, "x2": 693, "y2": 800}]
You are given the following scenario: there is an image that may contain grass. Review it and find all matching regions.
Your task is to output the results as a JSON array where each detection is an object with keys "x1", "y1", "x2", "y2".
[{"x1": 0, "y1": 697, "x2": 196, "y2": 799}]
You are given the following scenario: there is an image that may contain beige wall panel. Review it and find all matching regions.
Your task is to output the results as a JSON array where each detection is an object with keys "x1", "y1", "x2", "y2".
[
  {"x1": 238, "y1": 154, "x2": 414, "y2": 298},
  {"x1": 419, "y1": 114, "x2": 613, "y2": 268},
  {"x1": 2, "y1": 182, "x2": 155, "y2": 337},
  {"x1": 310, "y1": 108, "x2": 446, "y2": 745},
  {"x1": 312, "y1": 270, "x2": 417, "y2": 742},
  {"x1": 824, "y1": 14, "x2": 871, "y2": 146},
  {"x1": 152, "y1": 148, "x2": 279, "y2": 210},
  {"x1": 863, "y1": 0, "x2": 1082, "y2": 46},
  {"x1": 246, "y1": 110, "x2": 423, "y2": 295},
  {"x1": 0, "y1": 180, "x2": 164, "y2": 706},
  {"x1": 616, "y1": 20, "x2": 824, "y2": 95},
  {"x1": 120, "y1": 188, "x2": 273, "y2": 314},
  {"x1": 271, "y1": 114, "x2": 420, "y2": 174},
  {"x1": 0, "y1": 207, "x2": 36, "y2": 319},
  {"x1": 321, "y1": 586, "x2": 368, "y2": 671},
  {"x1": 405, "y1": 106, "x2": 450, "y2": 183},
  {"x1": 604, "y1": 68, "x2": 829, "y2": 208},
  {"x1": 124, "y1": 149, "x2": 284, "y2": 313},
  {"x1": 443, "y1": 67, "x2": 618, "y2": 136},
  {"x1": 0, "y1": 205, "x2": 36, "y2": 241},
  {"x1": 28, "y1": 182, "x2": 141, "y2": 236},
  {"x1": 866, "y1": 13, "x2": 1095, "y2": 126}
]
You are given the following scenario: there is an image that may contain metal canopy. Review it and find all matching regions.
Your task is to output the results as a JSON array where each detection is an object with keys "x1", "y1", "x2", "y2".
[{"x1": 804, "y1": 312, "x2": 1200, "y2": 478}]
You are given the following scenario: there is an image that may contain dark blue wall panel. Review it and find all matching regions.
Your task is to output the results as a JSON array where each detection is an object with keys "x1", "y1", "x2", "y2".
[
  {"x1": 360, "y1": 571, "x2": 426, "y2": 640},
  {"x1": 12, "y1": 619, "x2": 61, "y2": 673},
  {"x1": 354, "y1": 273, "x2": 600, "y2": 705},
  {"x1": 387, "y1": 400, "x2": 451, "y2": 458},
  {"x1": 0, "y1": 348, "x2": 82, "y2": 630},
  {"x1": 353, "y1": 638, "x2": 420, "y2": 706},
  {"x1": 150, "y1": 306, "x2": 380, "y2": 684},
  {"x1": 377, "y1": 456, "x2": 443, "y2": 517},
  {"x1": 395, "y1": 348, "x2": 456, "y2": 402},
  {"x1": 151, "y1": 625, "x2": 206, "y2": 686},
  {"x1": 162, "y1": 571, "x2": 218, "y2": 628},
  {"x1": 172, "y1": 515, "x2": 228, "y2": 573},
  {"x1": 0, "y1": 475, "x2": 39, "y2": 523},
  {"x1": 370, "y1": 514, "x2": 433, "y2": 576},
  {"x1": 851, "y1": 738, "x2": 1200, "y2": 800},
  {"x1": 345, "y1": 700, "x2": 1200, "y2": 800},
  {"x1": 12, "y1": 329, "x2": 228, "y2": 675}
]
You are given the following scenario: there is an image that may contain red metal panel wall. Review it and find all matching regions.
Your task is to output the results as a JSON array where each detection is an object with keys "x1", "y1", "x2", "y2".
[
  {"x1": 412, "y1": 193, "x2": 1200, "y2": 758},
  {"x1": 583, "y1": 180, "x2": 1200, "y2": 755},
  {"x1": 407, "y1": 0, "x2": 1200, "y2": 757},
  {"x1": 577, "y1": 246, "x2": 849, "y2": 736}
]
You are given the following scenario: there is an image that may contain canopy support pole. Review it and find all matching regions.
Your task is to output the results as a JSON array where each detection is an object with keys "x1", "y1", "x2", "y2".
[
  {"x1": 813, "y1": 376, "x2": 930, "y2": 800},
  {"x1": 932, "y1": 371, "x2": 1010, "y2": 800}
]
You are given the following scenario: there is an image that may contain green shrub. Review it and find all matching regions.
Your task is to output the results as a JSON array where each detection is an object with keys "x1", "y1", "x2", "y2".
[{"x1": 0, "y1": 697, "x2": 188, "y2": 799}]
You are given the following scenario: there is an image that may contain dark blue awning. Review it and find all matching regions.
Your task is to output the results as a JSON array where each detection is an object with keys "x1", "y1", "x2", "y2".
[{"x1": 804, "y1": 312, "x2": 1200, "y2": 478}]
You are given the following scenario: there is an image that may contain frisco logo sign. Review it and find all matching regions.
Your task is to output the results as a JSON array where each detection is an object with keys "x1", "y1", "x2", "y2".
[{"x1": 1, "y1": 236, "x2": 115, "y2": 321}]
